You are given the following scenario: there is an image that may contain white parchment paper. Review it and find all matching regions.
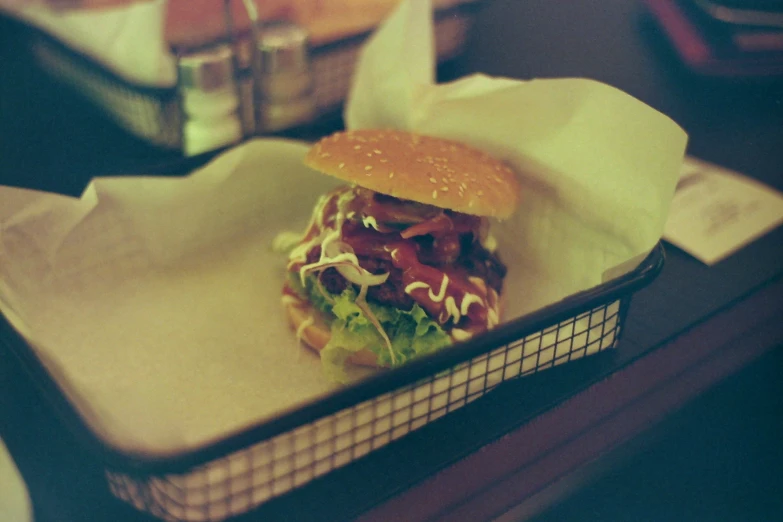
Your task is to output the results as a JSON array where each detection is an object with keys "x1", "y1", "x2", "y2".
[
  {"x1": 0, "y1": 0, "x2": 175, "y2": 87},
  {"x1": 0, "y1": 0, "x2": 686, "y2": 457}
]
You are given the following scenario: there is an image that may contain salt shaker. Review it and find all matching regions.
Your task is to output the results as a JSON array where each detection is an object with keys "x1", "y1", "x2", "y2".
[
  {"x1": 254, "y1": 22, "x2": 315, "y2": 133},
  {"x1": 178, "y1": 45, "x2": 243, "y2": 156}
]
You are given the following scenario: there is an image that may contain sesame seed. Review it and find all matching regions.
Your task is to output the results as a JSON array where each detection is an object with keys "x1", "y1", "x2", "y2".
[
  {"x1": 440, "y1": 186, "x2": 449, "y2": 192},
  {"x1": 432, "y1": 190, "x2": 438, "y2": 199},
  {"x1": 365, "y1": 165, "x2": 373, "y2": 171},
  {"x1": 380, "y1": 158, "x2": 389, "y2": 163},
  {"x1": 338, "y1": 162, "x2": 345, "y2": 169},
  {"x1": 477, "y1": 190, "x2": 484, "y2": 196},
  {"x1": 374, "y1": 149, "x2": 382, "y2": 154},
  {"x1": 429, "y1": 177, "x2": 437, "y2": 184},
  {"x1": 354, "y1": 145, "x2": 361, "y2": 150},
  {"x1": 389, "y1": 172, "x2": 395, "y2": 178},
  {"x1": 442, "y1": 178, "x2": 448, "y2": 183},
  {"x1": 320, "y1": 152, "x2": 331, "y2": 158}
]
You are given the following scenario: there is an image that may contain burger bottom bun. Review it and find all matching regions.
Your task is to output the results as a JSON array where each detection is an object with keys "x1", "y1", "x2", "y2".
[{"x1": 283, "y1": 286, "x2": 382, "y2": 368}]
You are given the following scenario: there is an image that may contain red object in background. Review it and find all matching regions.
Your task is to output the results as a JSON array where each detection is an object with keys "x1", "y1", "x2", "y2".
[{"x1": 642, "y1": 0, "x2": 783, "y2": 76}]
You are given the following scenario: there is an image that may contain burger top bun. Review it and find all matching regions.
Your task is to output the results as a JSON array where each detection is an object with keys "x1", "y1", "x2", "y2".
[{"x1": 304, "y1": 130, "x2": 521, "y2": 219}]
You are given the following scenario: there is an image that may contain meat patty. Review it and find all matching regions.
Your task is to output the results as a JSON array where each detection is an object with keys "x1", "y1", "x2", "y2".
[{"x1": 305, "y1": 237, "x2": 506, "y2": 311}]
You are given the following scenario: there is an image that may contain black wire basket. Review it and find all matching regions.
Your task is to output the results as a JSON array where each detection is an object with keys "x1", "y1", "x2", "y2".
[
  {"x1": 0, "y1": 218, "x2": 664, "y2": 520},
  {"x1": 1, "y1": 5, "x2": 667, "y2": 514}
]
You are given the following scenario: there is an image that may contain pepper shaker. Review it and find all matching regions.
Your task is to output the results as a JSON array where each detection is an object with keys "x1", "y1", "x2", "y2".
[
  {"x1": 254, "y1": 21, "x2": 316, "y2": 133},
  {"x1": 178, "y1": 44, "x2": 243, "y2": 156}
]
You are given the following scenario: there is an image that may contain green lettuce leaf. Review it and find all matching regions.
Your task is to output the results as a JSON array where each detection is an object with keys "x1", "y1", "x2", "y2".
[{"x1": 289, "y1": 273, "x2": 452, "y2": 383}]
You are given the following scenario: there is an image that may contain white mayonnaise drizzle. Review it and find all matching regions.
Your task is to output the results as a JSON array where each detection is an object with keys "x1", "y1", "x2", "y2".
[
  {"x1": 460, "y1": 293, "x2": 483, "y2": 316},
  {"x1": 362, "y1": 215, "x2": 380, "y2": 231},
  {"x1": 482, "y1": 233, "x2": 498, "y2": 253},
  {"x1": 296, "y1": 315, "x2": 315, "y2": 341},
  {"x1": 428, "y1": 274, "x2": 449, "y2": 303},
  {"x1": 444, "y1": 296, "x2": 460, "y2": 323},
  {"x1": 298, "y1": 251, "x2": 361, "y2": 285},
  {"x1": 296, "y1": 205, "x2": 370, "y2": 285},
  {"x1": 319, "y1": 228, "x2": 342, "y2": 258},
  {"x1": 404, "y1": 281, "x2": 429, "y2": 294},
  {"x1": 451, "y1": 328, "x2": 473, "y2": 341},
  {"x1": 468, "y1": 276, "x2": 487, "y2": 293},
  {"x1": 403, "y1": 275, "x2": 488, "y2": 326},
  {"x1": 488, "y1": 308, "x2": 499, "y2": 328},
  {"x1": 281, "y1": 295, "x2": 300, "y2": 306},
  {"x1": 287, "y1": 234, "x2": 322, "y2": 269},
  {"x1": 283, "y1": 193, "x2": 332, "y2": 268}
]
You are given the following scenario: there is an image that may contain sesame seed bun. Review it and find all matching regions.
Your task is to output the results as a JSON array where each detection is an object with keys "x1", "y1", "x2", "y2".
[
  {"x1": 304, "y1": 130, "x2": 521, "y2": 219},
  {"x1": 283, "y1": 284, "x2": 383, "y2": 368}
]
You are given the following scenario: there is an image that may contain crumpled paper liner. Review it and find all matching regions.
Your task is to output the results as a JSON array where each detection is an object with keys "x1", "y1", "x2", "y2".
[
  {"x1": 1, "y1": 0, "x2": 174, "y2": 86},
  {"x1": 0, "y1": 0, "x2": 686, "y2": 457}
]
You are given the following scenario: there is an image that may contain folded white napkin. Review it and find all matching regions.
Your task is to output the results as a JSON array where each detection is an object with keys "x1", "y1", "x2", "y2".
[{"x1": 0, "y1": 0, "x2": 176, "y2": 87}]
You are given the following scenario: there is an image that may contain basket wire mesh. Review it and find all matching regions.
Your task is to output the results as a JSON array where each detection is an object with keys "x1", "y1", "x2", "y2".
[{"x1": 107, "y1": 299, "x2": 624, "y2": 521}]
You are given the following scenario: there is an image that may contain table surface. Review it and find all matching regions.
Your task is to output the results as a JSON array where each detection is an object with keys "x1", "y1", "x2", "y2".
[{"x1": 1, "y1": 0, "x2": 782, "y2": 521}]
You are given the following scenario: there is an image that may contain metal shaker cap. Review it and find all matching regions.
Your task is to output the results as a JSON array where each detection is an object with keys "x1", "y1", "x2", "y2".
[
  {"x1": 255, "y1": 22, "x2": 310, "y2": 75},
  {"x1": 178, "y1": 44, "x2": 236, "y2": 92}
]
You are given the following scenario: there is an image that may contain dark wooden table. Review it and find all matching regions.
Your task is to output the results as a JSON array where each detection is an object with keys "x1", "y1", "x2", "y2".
[{"x1": 1, "y1": 1, "x2": 782, "y2": 521}]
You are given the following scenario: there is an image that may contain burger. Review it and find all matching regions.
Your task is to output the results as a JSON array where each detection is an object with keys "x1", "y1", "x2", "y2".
[{"x1": 280, "y1": 129, "x2": 520, "y2": 382}]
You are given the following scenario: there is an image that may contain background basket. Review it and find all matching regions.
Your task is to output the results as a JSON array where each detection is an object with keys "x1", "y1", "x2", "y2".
[{"x1": 27, "y1": 3, "x2": 478, "y2": 151}]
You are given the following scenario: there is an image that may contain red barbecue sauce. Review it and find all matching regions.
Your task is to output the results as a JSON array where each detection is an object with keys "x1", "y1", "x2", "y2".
[{"x1": 289, "y1": 187, "x2": 494, "y2": 334}]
